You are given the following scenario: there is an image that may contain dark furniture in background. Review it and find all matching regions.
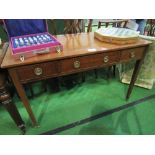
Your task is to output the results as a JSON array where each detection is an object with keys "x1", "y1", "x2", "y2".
[
  {"x1": 0, "y1": 42, "x2": 25, "y2": 134},
  {"x1": 49, "y1": 19, "x2": 86, "y2": 34},
  {"x1": 145, "y1": 19, "x2": 155, "y2": 36},
  {"x1": 98, "y1": 19, "x2": 128, "y2": 29}
]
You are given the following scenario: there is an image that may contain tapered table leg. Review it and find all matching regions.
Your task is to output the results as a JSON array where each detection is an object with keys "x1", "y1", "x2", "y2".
[
  {"x1": 9, "y1": 69, "x2": 38, "y2": 127},
  {"x1": 126, "y1": 60, "x2": 141, "y2": 99},
  {"x1": 126, "y1": 46, "x2": 149, "y2": 100}
]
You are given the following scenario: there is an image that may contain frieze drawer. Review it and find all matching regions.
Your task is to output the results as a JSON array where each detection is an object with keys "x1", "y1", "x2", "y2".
[
  {"x1": 16, "y1": 61, "x2": 58, "y2": 83},
  {"x1": 120, "y1": 47, "x2": 145, "y2": 63},
  {"x1": 59, "y1": 52, "x2": 120, "y2": 74}
]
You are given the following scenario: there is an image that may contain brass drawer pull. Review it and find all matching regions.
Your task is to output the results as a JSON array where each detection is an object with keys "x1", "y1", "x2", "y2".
[
  {"x1": 34, "y1": 67, "x2": 43, "y2": 76},
  {"x1": 56, "y1": 46, "x2": 61, "y2": 54},
  {"x1": 103, "y1": 56, "x2": 109, "y2": 63},
  {"x1": 20, "y1": 55, "x2": 25, "y2": 62},
  {"x1": 74, "y1": 60, "x2": 80, "y2": 69},
  {"x1": 130, "y1": 52, "x2": 135, "y2": 58}
]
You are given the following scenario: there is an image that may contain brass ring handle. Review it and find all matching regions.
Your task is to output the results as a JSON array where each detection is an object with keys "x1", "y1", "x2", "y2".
[
  {"x1": 74, "y1": 60, "x2": 80, "y2": 69},
  {"x1": 34, "y1": 67, "x2": 43, "y2": 76},
  {"x1": 103, "y1": 56, "x2": 109, "y2": 63},
  {"x1": 130, "y1": 52, "x2": 135, "y2": 58},
  {"x1": 20, "y1": 55, "x2": 25, "y2": 62}
]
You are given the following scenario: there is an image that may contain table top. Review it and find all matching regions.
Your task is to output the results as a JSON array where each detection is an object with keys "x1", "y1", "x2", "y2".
[{"x1": 1, "y1": 32, "x2": 151, "y2": 68}]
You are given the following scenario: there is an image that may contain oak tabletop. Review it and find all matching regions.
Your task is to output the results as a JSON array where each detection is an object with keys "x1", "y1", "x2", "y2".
[{"x1": 1, "y1": 32, "x2": 151, "y2": 68}]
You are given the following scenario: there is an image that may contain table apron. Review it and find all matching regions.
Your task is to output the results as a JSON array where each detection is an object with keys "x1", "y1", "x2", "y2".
[{"x1": 9, "y1": 46, "x2": 146, "y2": 84}]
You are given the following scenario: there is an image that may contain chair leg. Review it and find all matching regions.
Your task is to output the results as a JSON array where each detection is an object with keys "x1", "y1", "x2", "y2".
[
  {"x1": 26, "y1": 81, "x2": 47, "y2": 99},
  {"x1": 94, "y1": 69, "x2": 98, "y2": 79},
  {"x1": 28, "y1": 84, "x2": 34, "y2": 98},
  {"x1": 107, "y1": 66, "x2": 112, "y2": 79},
  {"x1": 52, "y1": 78, "x2": 60, "y2": 92},
  {"x1": 41, "y1": 80, "x2": 47, "y2": 92},
  {"x1": 47, "y1": 77, "x2": 60, "y2": 92},
  {"x1": 81, "y1": 72, "x2": 85, "y2": 82},
  {"x1": 113, "y1": 65, "x2": 116, "y2": 77}
]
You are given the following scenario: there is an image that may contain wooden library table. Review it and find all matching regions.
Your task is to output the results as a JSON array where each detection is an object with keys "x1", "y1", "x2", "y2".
[{"x1": 1, "y1": 32, "x2": 151, "y2": 126}]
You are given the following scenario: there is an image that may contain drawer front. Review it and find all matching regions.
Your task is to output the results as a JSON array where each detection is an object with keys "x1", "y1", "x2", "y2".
[
  {"x1": 16, "y1": 61, "x2": 58, "y2": 82},
  {"x1": 102, "y1": 51, "x2": 120, "y2": 65},
  {"x1": 120, "y1": 47, "x2": 145, "y2": 63},
  {"x1": 60, "y1": 52, "x2": 120, "y2": 74}
]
